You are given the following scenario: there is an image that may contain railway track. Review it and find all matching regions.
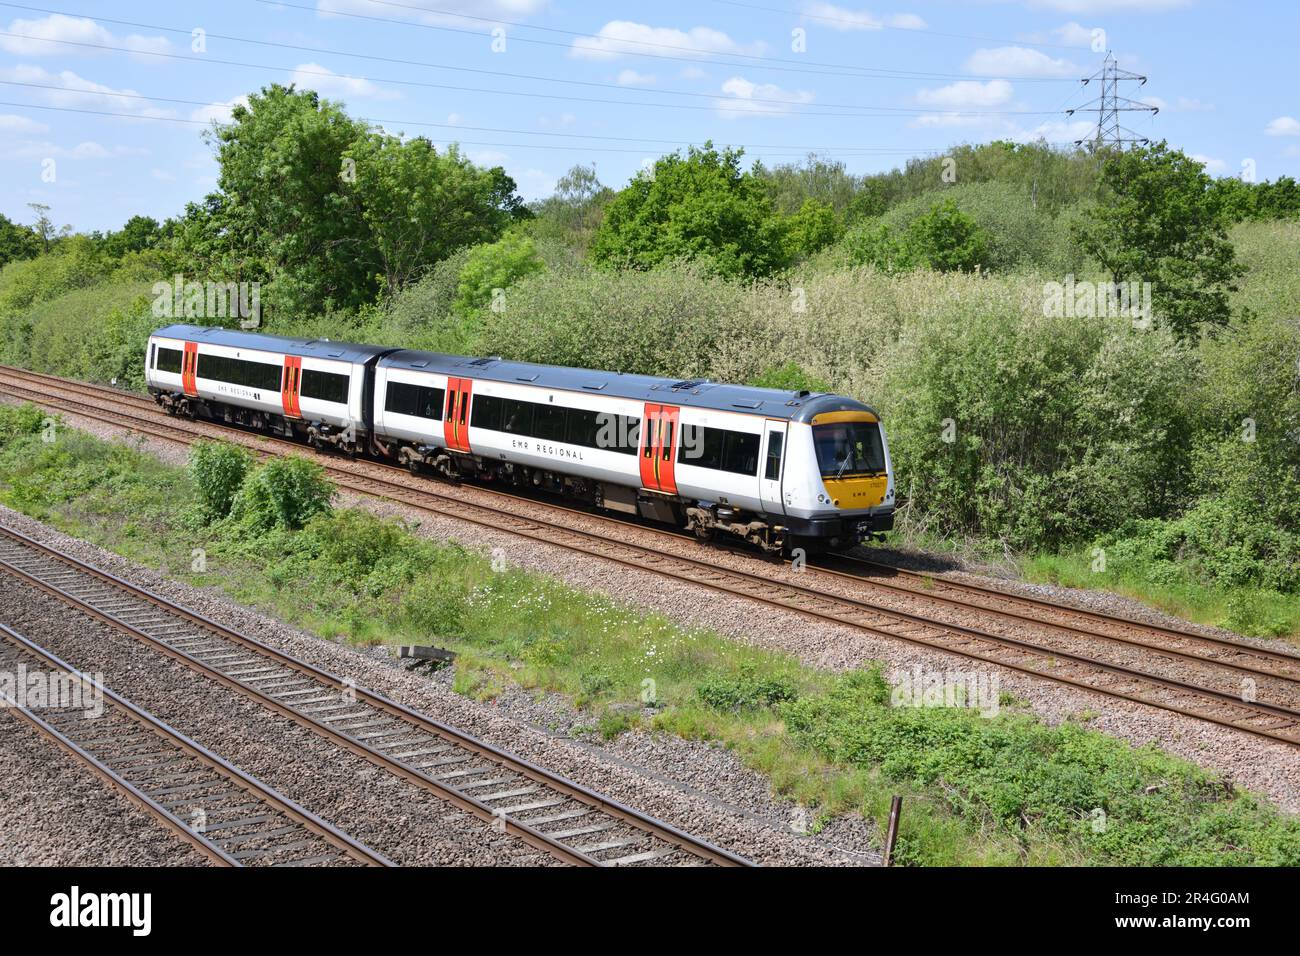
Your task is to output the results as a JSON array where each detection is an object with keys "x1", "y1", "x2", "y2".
[
  {"x1": 0, "y1": 621, "x2": 392, "y2": 867},
  {"x1": 3, "y1": 365, "x2": 1299, "y2": 750},
  {"x1": 0, "y1": 523, "x2": 752, "y2": 867}
]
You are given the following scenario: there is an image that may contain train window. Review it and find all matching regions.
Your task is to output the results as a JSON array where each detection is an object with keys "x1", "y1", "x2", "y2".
[
  {"x1": 678, "y1": 425, "x2": 723, "y2": 470},
  {"x1": 470, "y1": 394, "x2": 503, "y2": 431},
  {"x1": 765, "y1": 431, "x2": 784, "y2": 481},
  {"x1": 593, "y1": 413, "x2": 638, "y2": 454},
  {"x1": 662, "y1": 421, "x2": 674, "y2": 461},
  {"x1": 500, "y1": 399, "x2": 534, "y2": 435},
  {"x1": 156, "y1": 347, "x2": 183, "y2": 375},
  {"x1": 386, "y1": 381, "x2": 444, "y2": 420},
  {"x1": 722, "y1": 431, "x2": 760, "y2": 476},
  {"x1": 565, "y1": 408, "x2": 600, "y2": 448},
  {"x1": 301, "y1": 368, "x2": 350, "y2": 405},
  {"x1": 534, "y1": 404, "x2": 567, "y2": 442},
  {"x1": 196, "y1": 353, "x2": 281, "y2": 392}
]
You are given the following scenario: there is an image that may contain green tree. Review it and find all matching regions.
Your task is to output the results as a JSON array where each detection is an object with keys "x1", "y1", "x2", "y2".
[
  {"x1": 902, "y1": 198, "x2": 989, "y2": 273},
  {"x1": 101, "y1": 215, "x2": 162, "y2": 258},
  {"x1": 589, "y1": 143, "x2": 790, "y2": 278},
  {"x1": 0, "y1": 213, "x2": 39, "y2": 269},
  {"x1": 452, "y1": 231, "x2": 545, "y2": 317},
  {"x1": 1075, "y1": 142, "x2": 1245, "y2": 340},
  {"x1": 784, "y1": 198, "x2": 842, "y2": 259},
  {"x1": 344, "y1": 134, "x2": 523, "y2": 295},
  {"x1": 205, "y1": 84, "x2": 372, "y2": 315}
]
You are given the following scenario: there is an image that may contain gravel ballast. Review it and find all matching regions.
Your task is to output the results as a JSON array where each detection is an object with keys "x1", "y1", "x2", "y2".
[{"x1": 3, "y1": 396, "x2": 1296, "y2": 828}]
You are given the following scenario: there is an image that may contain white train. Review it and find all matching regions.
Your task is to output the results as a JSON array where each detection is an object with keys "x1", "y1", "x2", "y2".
[{"x1": 146, "y1": 324, "x2": 895, "y2": 553}]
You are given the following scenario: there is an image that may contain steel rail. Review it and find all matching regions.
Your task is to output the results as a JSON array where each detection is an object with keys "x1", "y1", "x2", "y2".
[
  {"x1": 0, "y1": 525, "x2": 752, "y2": 867},
  {"x1": 0, "y1": 621, "x2": 393, "y2": 867}
]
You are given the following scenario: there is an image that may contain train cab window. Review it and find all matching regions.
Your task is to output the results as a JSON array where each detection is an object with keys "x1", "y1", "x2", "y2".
[
  {"x1": 534, "y1": 404, "x2": 567, "y2": 442},
  {"x1": 301, "y1": 368, "x2": 350, "y2": 405},
  {"x1": 765, "y1": 431, "x2": 784, "y2": 481},
  {"x1": 722, "y1": 431, "x2": 760, "y2": 476},
  {"x1": 385, "y1": 381, "x2": 444, "y2": 420},
  {"x1": 155, "y1": 347, "x2": 183, "y2": 375}
]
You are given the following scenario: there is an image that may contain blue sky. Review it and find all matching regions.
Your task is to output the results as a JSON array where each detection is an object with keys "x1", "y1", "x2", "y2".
[{"x1": 1, "y1": 0, "x2": 1296, "y2": 233}]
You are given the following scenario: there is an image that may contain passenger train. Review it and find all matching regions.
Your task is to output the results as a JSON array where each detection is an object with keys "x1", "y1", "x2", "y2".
[{"x1": 145, "y1": 324, "x2": 895, "y2": 553}]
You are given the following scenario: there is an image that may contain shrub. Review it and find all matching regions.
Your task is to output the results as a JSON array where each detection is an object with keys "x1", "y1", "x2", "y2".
[
  {"x1": 229, "y1": 457, "x2": 333, "y2": 533},
  {"x1": 452, "y1": 231, "x2": 545, "y2": 317},
  {"x1": 697, "y1": 665, "x2": 799, "y2": 711},
  {"x1": 190, "y1": 441, "x2": 253, "y2": 522},
  {"x1": 401, "y1": 572, "x2": 469, "y2": 637},
  {"x1": 0, "y1": 403, "x2": 47, "y2": 446}
]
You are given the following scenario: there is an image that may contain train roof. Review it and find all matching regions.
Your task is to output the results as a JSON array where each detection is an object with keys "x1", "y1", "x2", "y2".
[
  {"x1": 151, "y1": 325, "x2": 878, "y2": 423},
  {"x1": 151, "y1": 324, "x2": 396, "y2": 365},
  {"x1": 380, "y1": 348, "x2": 877, "y2": 424}
]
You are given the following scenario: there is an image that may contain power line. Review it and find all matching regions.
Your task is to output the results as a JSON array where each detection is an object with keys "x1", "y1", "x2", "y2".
[
  {"x1": 298, "y1": 0, "x2": 1080, "y2": 80},
  {"x1": 0, "y1": 99, "x2": 982, "y2": 159},
  {"x1": 0, "y1": 28, "x2": 1067, "y2": 119},
  {"x1": 0, "y1": 79, "x2": 954, "y2": 154}
]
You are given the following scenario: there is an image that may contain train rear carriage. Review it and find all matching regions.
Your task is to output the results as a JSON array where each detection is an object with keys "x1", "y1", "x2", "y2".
[{"x1": 145, "y1": 324, "x2": 394, "y2": 452}]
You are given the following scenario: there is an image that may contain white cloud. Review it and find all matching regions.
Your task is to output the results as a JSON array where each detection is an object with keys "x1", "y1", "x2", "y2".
[
  {"x1": 446, "y1": 112, "x2": 463, "y2": 125},
  {"x1": 189, "y1": 95, "x2": 249, "y2": 125},
  {"x1": 0, "y1": 113, "x2": 48, "y2": 134},
  {"x1": 714, "y1": 77, "x2": 814, "y2": 118},
  {"x1": 799, "y1": 3, "x2": 927, "y2": 31},
  {"x1": 1191, "y1": 154, "x2": 1227, "y2": 175},
  {"x1": 316, "y1": 0, "x2": 546, "y2": 26},
  {"x1": 571, "y1": 21, "x2": 763, "y2": 60},
  {"x1": 0, "y1": 139, "x2": 147, "y2": 161},
  {"x1": 289, "y1": 63, "x2": 400, "y2": 100},
  {"x1": 916, "y1": 79, "x2": 1014, "y2": 109},
  {"x1": 1051, "y1": 21, "x2": 1103, "y2": 45},
  {"x1": 0, "y1": 65, "x2": 175, "y2": 119},
  {"x1": 0, "y1": 13, "x2": 170, "y2": 57},
  {"x1": 679, "y1": 66, "x2": 709, "y2": 81},
  {"x1": 150, "y1": 167, "x2": 177, "y2": 182},
  {"x1": 1014, "y1": 117, "x2": 1097, "y2": 143},
  {"x1": 1174, "y1": 97, "x2": 1213, "y2": 112},
  {"x1": 1265, "y1": 116, "x2": 1300, "y2": 137},
  {"x1": 616, "y1": 69, "x2": 657, "y2": 86},
  {"x1": 965, "y1": 46, "x2": 1080, "y2": 77}
]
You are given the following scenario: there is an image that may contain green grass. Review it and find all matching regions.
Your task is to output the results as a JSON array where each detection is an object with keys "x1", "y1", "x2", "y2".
[
  {"x1": 0, "y1": 405, "x2": 1296, "y2": 867},
  {"x1": 1023, "y1": 548, "x2": 1300, "y2": 645}
]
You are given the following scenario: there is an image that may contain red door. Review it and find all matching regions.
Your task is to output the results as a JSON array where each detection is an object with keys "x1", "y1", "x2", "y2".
[
  {"x1": 182, "y1": 342, "x2": 199, "y2": 397},
  {"x1": 281, "y1": 356, "x2": 302, "y2": 418},
  {"x1": 443, "y1": 377, "x2": 473, "y2": 452},
  {"x1": 639, "y1": 403, "x2": 679, "y2": 495}
]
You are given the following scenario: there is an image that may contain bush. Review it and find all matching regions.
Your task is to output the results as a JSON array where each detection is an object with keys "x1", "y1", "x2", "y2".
[
  {"x1": 0, "y1": 403, "x2": 47, "y2": 446},
  {"x1": 697, "y1": 665, "x2": 799, "y2": 711},
  {"x1": 401, "y1": 572, "x2": 469, "y2": 637},
  {"x1": 190, "y1": 441, "x2": 253, "y2": 522},
  {"x1": 229, "y1": 457, "x2": 333, "y2": 533},
  {"x1": 452, "y1": 231, "x2": 545, "y2": 318}
]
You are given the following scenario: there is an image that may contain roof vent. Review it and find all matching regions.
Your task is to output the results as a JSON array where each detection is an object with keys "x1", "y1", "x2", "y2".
[{"x1": 670, "y1": 380, "x2": 702, "y2": 391}]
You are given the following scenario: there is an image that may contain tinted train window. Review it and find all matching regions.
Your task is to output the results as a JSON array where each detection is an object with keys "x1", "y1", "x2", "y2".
[
  {"x1": 386, "y1": 380, "x2": 445, "y2": 420},
  {"x1": 534, "y1": 404, "x2": 567, "y2": 442},
  {"x1": 302, "y1": 368, "x2": 351, "y2": 405},
  {"x1": 471, "y1": 394, "x2": 503, "y2": 431},
  {"x1": 467, "y1": 395, "x2": 639, "y2": 454},
  {"x1": 197, "y1": 353, "x2": 282, "y2": 392},
  {"x1": 678, "y1": 425, "x2": 759, "y2": 476},
  {"x1": 500, "y1": 399, "x2": 534, "y2": 435},
  {"x1": 765, "y1": 432, "x2": 784, "y2": 481},
  {"x1": 722, "y1": 431, "x2": 760, "y2": 476},
  {"x1": 156, "y1": 347, "x2": 183, "y2": 375}
]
